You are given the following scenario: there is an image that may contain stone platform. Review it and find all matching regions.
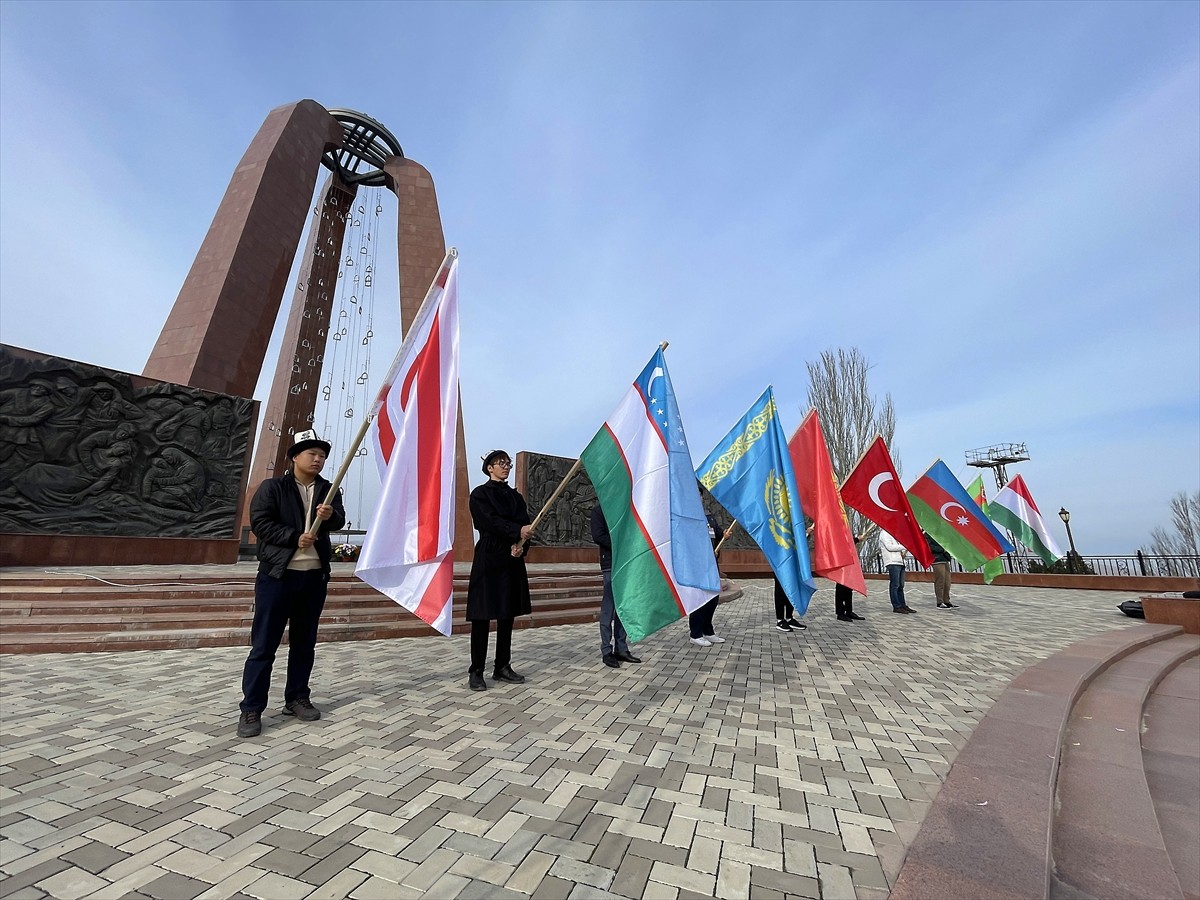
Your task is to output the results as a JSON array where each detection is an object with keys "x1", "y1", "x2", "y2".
[{"x1": 1, "y1": 580, "x2": 1190, "y2": 899}]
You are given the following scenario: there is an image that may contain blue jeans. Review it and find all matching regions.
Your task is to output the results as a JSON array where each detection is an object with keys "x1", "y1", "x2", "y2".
[
  {"x1": 241, "y1": 570, "x2": 328, "y2": 713},
  {"x1": 599, "y1": 568, "x2": 628, "y2": 656},
  {"x1": 886, "y1": 565, "x2": 907, "y2": 610}
]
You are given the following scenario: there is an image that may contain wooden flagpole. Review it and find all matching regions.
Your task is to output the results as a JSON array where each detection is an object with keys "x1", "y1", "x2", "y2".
[
  {"x1": 514, "y1": 458, "x2": 583, "y2": 552},
  {"x1": 304, "y1": 248, "x2": 457, "y2": 536},
  {"x1": 713, "y1": 520, "x2": 738, "y2": 555}
]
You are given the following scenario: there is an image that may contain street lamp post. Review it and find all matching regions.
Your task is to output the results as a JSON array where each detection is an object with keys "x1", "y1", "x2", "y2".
[{"x1": 1058, "y1": 507, "x2": 1080, "y2": 574}]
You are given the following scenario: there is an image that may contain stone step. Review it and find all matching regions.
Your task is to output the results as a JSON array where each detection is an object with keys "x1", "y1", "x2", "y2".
[
  {"x1": 888, "y1": 623, "x2": 1188, "y2": 900},
  {"x1": 0, "y1": 583, "x2": 602, "y2": 619},
  {"x1": 0, "y1": 572, "x2": 601, "y2": 601},
  {"x1": 1050, "y1": 633, "x2": 1199, "y2": 900},
  {"x1": 0, "y1": 603, "x2": 602, "y2": 653},
  {"x1": 1142, "y1": 655, "x2": 1200, "y2": 900}
]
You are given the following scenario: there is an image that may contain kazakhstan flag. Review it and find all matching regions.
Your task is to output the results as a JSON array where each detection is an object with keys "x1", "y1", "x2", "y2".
[{"x1": 697, "y1": 387, "x2": 816, "y2": 613}]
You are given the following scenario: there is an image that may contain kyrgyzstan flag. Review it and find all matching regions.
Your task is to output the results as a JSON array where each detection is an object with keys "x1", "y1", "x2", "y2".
[
  {"x1": 840, "y1": 435, "x2": 933, "y2": 567},
  {"x1": 356, "y1": 252, "x2": 460, "y2": 635},
  {"x1": 788, "y1": 409, "x2": 866, "y2": 595},
  {"x1": 907, "y1": 459, "x2": 1015, "y2": 571}
]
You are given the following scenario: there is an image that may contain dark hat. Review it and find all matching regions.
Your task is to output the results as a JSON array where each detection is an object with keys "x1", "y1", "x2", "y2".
[
  {"x1": 288, "y1": 429, "x2": 332, "y2": 459},
  {"x1": 481, "y1": 449, "x2": 511, "y2": 475}
]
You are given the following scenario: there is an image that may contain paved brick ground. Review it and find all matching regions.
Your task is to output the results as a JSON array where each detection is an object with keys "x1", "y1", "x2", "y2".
[{"x1": 1, "y1": 580, "x2": 1136, "y2": 899}]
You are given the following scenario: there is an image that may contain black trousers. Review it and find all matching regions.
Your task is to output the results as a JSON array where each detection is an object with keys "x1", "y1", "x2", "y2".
[
  {"x1": 241, "y1": 570, "x2": 327, "y2": 713},
  {"x1": 688, "y1": 596, "x2": 718, "y2": 638},
  {"x1": 835, "y1": 582, "x2": 855, "y2": 616},
  {"x1": 470, "y1": 618, "x2": 513, "y2": 673},
  {"x1": 773, "y1": 578, "x2": 794, "y2": 621}
]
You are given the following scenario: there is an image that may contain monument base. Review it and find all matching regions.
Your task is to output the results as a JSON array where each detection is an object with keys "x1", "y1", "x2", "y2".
[{"x1": 1, "y1": 534, "x2": 241, "y2": 567}]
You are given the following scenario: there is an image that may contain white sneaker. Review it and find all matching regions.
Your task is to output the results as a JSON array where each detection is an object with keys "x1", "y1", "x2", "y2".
[
  {"x1": 706, "y1": 634, "x2": 726, "y2": 644},
  {"x1": 690, "y1": 637, "x2": 712, "y2": 647}
]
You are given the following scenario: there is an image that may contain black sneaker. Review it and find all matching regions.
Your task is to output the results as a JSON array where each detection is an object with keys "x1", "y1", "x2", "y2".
[
  {"x1": 469, "y1": 671, "x2": 487, "y2": 691},
  {"x1": 775, "y1": 620, "x2": 792, "y2": 632},
  {"x1": 493, "y1": 664, "x2": 526, "y2": 684},
  {"x1": 237, "y1": 711, "x2": 261, "y2": 738},
  {"x1": 283, "y1": 698, "x2": 321, "y2": 721},
  {"x1": 603, "y1": 653, "x2": 621, "y2": 668},
  {"x1": 785, "y1": 618, "x2": 807, "y2": 631}
]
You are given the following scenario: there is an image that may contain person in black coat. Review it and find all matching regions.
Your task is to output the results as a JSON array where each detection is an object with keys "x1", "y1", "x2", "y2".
[
  {"x1": 466, "y1": 450, "x2": 533, "y2": 691},
  {"x1": 238, "y1": 429, "x2": 346, "y2": 739}
]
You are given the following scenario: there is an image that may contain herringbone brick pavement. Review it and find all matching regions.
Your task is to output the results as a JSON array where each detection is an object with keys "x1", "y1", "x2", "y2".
[{"x1": 1, "y1": 580, "x2": 1134, "y2": 899}]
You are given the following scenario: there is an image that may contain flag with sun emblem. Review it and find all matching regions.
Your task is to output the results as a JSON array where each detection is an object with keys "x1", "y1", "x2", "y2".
[{"x1": 697, "y1": 387, "x2": 815, "y2": 613}]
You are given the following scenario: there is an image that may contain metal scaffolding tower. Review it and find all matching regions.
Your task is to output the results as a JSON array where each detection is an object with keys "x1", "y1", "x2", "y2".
[{"x1": 965, "y1": 442, "x2": 1029, "y2": 490}]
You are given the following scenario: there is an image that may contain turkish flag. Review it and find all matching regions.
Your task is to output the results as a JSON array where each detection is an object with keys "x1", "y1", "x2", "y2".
[
  {"x1": 788, "y1": 409, "x2": 866, "y2": 594},
  {"x1": 839, "y1": 436, "x2": 933, "y2": 567}
]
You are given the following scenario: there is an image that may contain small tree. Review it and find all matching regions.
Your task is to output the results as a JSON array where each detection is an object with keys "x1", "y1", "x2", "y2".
[
  {"x1": 806, "y1": 347, "x2": 898, "y2": 565},
  {"x1": 1141, "y1": 490, "x2": 1200, "y2": 577}
]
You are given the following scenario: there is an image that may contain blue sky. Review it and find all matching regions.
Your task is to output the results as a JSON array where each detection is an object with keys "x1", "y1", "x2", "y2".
[{"x1": 1, "y1": 0, "x2": 1196, "y2": 555}]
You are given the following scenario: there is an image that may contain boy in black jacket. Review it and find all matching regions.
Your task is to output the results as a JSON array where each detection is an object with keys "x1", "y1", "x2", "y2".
[{"x1": 238, "y1": 430, "x2": 345, "y2": 738}]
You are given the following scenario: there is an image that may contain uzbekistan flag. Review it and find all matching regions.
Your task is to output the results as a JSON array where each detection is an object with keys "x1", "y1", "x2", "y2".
[
  {"x1": 698, "y1": 388, "x2": 815, "y2": 613},
  {"x1": 988, "y1": 475, "x2": 1063, "y2": 566},
  {"x1": 789, "y1": 409, "x2": 866, "y2": 595},
  {"x1": 356, "y1": 253, "x2": 459, "y2": 635},
  {"x1": 580, "y1": 348, "x2": 720, "y2": 644},
  {"x1": 907, "y1": 459, "x2": 1014, "y2": 571}
]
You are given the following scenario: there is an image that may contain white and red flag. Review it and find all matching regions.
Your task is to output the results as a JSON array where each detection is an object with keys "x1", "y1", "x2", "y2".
[{"x1": 356, "y1": 253, "x2": 460, "y2": 635}]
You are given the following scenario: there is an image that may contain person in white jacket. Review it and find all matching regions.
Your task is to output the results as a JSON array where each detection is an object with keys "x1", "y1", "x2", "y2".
[{"x1": 878, "y1": 530, "x2": 916, "y2": 614}]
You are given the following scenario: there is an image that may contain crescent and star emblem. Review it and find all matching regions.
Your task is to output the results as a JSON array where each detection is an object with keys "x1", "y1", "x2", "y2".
[
  {"x1": 868, "y1": 472, "x2": 896, "y2": 511},
  {"x1": 940, "y1": 501, "x2": 970, "y2": 526}
]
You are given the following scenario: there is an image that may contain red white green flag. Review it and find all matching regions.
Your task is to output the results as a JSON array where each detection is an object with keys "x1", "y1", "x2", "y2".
[{"x1": 987, "y1": 475, "x2": 1063, "y2": 566}]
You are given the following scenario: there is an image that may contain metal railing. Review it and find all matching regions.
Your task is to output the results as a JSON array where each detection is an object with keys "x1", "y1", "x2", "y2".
[{"x1": 863, "y1": 553, "x2": 1200, "y2": 579}]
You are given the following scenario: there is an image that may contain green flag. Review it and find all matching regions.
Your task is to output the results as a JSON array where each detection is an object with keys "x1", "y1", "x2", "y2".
[{"x1": 966, "y1": 475, "x2": 1005, "y2": 584}]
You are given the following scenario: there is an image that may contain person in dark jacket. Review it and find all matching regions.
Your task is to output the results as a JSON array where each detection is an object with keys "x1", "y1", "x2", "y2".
[
  {"x1": 238, "y1": 430, "x2": 346, "y2": 738},
  {"x1": 925, "y1": 531, "x2": 958, "y2": 609},
  {"x1": 466, "y1": 450, "x2": 532, "y2": 691},
  {"x1": 590, "y1": 505, "x2": 640, "y2": 668}
]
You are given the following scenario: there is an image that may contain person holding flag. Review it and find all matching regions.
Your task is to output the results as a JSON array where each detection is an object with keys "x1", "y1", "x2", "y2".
[
  {"x1": 923, "y1": 531, "x2": 958, "y2": 609},
  {"x1": 237, "y1": 430, "x2": 346, "y2": 739},
  {"x1": 697, "y1": 387, "x2": 815, "y2": 622},
  {"x1": 465, "y1": 450, "x2": 532, "y2": 691},
  {"x1": 839, "y1": 435, "x2": 933, "y2": 568},
  {"x1": 879, "y1": 528, "x2": 916, "y2": 614},
  {"x1": 579, "y1": 345, "x2": 720, "y2": 646},
  {"x1": 907, "y1": 459, "x2": 1014, "y2": 572},
  {"x1": 788, "y1": 409, "x2": 868, "y2": 624}
]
